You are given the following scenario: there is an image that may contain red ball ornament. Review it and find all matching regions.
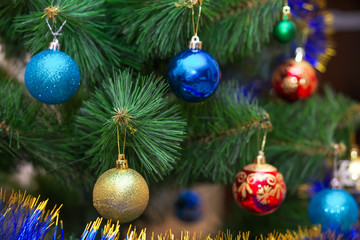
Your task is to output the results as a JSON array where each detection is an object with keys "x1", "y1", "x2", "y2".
[
  {"x1": 232, "y1": 152, "x2": 286, "y2": 215},
  {"x1": 272, "y1": 59, "x2": 317, "y2": 101}
]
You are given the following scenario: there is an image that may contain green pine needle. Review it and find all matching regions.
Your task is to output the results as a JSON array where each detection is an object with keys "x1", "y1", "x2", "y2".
[
  {"x1": 14, "y1": 0, "x2": 143, "y2": 85},
  {"x1": 108, "y1": 0, "x2": 282, "y2": 62},
  {"x1": 74, "y1": 69, "x2": 186, "y2": 181},
  {"x1": 0, "y1": 77, "x2": 75, "y2": 179},
  {"x1": 175, "y1": 81, "x2": 271, "y2": 184},
  {"x1": 265, "y1": 87, "x2": 359, "y2": 191}
]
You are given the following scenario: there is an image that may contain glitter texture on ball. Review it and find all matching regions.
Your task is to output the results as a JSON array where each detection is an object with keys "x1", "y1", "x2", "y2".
[
  {"x1": 93, "y1": 167, "x2": 149, "y2": 223},
  {"x1": 25, "y1": 49, "x2": 80, "y2": 104}
]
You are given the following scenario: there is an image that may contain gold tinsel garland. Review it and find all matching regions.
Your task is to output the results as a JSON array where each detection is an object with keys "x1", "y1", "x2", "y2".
[
  {"x1": 119, "y1": 225, "x2": 343, "y2": 240},
  {"x1": 0, "y1": 189, "x2": 349, "y2": 239}
]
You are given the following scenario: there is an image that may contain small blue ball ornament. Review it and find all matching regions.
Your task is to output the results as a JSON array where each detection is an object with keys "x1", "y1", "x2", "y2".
[
  {"x1": 167, "y1": 36, "x2": 221, "y2": 103},
  {"x1": 25, "y1": 40, "x2": 80, "y2": 104},
  {"x1": 175, "y1": 190, "x2": 202, "y2": 222},
  {"x1": 308, "y1": 188, "x2": 359, "y2": 234}
]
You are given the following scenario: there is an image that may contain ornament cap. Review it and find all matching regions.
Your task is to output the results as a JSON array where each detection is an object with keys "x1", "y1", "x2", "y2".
[
  {"x1": 255, "y1": 151, "x2": 266, "y2": 164},
  {"x1": 243, "y1": 151, "x2": 277, "y2": 172},
  {"x1": 330, "y1": 178, "x2": 342, "y2": 189},
  {"x1": 282, "y1": 5, "x2": 291, "y2": 20},
  {"x1": 49, "y1": 39, "x2": 60, "y2": 51},
  {"x1": 351, "y1": 147, "x2": 359, "y2": 161},
  {"x1": 189, "y1": 35, "x2": 202, "y2": 50},
  {"x1": 116, "y1": 154, "x2": 128, "y2": 169},
  {"x1": 295, "y1": 47, "x2": 305, "y2": 63}
]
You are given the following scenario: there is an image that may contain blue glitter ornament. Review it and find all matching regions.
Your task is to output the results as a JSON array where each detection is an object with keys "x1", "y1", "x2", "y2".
[
  {"x1": 25, "y1": 39, "x2": 80, "y2": 104},
  {"x1": 308, "y1": 188, "x2": 359, "y2": 234},
  {"x1": 167, "y1": 36, "x2": 221, "y2": 103}
]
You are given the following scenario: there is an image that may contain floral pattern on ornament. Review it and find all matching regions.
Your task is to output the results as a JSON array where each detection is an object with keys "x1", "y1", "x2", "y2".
[{"x1": 234, "y1": 171, "x2": 286, "y2": 205}]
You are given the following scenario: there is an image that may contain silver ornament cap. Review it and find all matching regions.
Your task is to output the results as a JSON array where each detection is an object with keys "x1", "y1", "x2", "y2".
[
  {"x1": 189, "y1": 35, "x2": 202, "y2": 50},
  {"x1": 49, "y1": 38, "x2": 60, "y2": 51}
]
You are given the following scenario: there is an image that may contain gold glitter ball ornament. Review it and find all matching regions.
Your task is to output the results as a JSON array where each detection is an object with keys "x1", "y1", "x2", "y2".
[{"x1": 92, "y1": 156, "x2": 149, "y2": 223}]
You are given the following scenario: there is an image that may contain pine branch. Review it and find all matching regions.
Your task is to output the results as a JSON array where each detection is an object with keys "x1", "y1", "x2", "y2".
[
  {"x1": 175, "y1": 85, "x2": 358, "y2": 190},
  {"x1": 13, "y1": 0, "x2": 143, "y2": 85},
  {"x1": 74, "y1": 69, "x2": 186, "y2": 181},
  {"x1": 0, "y1": 77, "x2": 76, "y2": 182},
  {"x1": 107, "y1": 0, "x2": 282, "y2": 62},
  {"x1": 0, "y1": 0, "x2": 33, "y2": 58},
  {"x1": 175, "y1": 81, "x2": 271, "y2": 185},
  {"x1": 203, "y1": 0, "x2": 283, "y2": 62},
  {"x1": 265, "y1": 87, "x2": 358, "y2": 191}
]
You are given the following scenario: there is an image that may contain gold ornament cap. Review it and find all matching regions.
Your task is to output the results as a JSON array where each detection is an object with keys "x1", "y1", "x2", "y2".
[
  {"x1": 243, "y1": 151, "x2": 277, "y2": 172},
  {"x1": 116, "y1": 154, "x2": 128, "y2": 169},
  {"x1": 189, "y1": 35, "x2": 202, "y2": 50}
]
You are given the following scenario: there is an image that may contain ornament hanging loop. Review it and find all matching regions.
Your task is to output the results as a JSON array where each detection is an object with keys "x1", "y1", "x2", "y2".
[
  {"x1": 116, "y1": 125, "x2": 128, "y2": 169},
  {"x1": 45, "y1": 18, "x2": 67, "y2": 50},
  {"x1": 191, "y1": 0, "x2": 202, "y2": 36},
  {"x1": 331, "y1": 143, "x2": 344, "y2": 189},
  {"x1": 189, "y1": 0, "x2": 203, "y2": 49},
  {"x1": 255, "y1": 129, "x2": 268, "y2": 164},
  {"x1": 260, "y1": 129, "x2": 267, "y2": 154},
  {"x1": 282, "y1": 0, "x2": 291, "y2": 20}
]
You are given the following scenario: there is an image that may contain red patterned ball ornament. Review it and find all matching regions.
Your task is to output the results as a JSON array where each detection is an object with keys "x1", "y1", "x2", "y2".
[
  {"x1": 232, "y1": 152, "x2": 286, "y2": 215},
  {"x1": 272, "y1": 59, "x2": 317, "y2": 101}
]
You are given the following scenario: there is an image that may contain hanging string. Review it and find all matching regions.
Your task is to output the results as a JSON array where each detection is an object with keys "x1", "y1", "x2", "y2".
[
  {"x1": 257, "y1": 128, "x2": 261, "y2": 154},
  {"x1": 116, "y1": 124, "x2": 127, "y2": 159},
  {"x1": 123, "y1": 128, "x2": 126, "y2": 156},
  {"x1": 117, "y1": 125, "x2": 121, "y2": 158},
  {"x1": 45, "y1": 18, "x2": 67, "y2": 42},
  {"x1": 260, "y1": 129, "x2": 268, "y2": 153},
  {"x1": 331, "y1": 144, "x2": 341, "y2": 189},
  {"x1": 191, "y1": 0, "x2": 202, "y2": 36}
]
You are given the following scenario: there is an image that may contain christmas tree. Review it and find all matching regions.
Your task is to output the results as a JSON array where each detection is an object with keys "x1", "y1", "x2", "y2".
[{"x1": 0, "y1": 0, "x2": 359, "y2": 239}]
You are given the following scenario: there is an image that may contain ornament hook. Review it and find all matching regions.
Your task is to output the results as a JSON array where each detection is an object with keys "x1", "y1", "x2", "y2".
[
  {"x1": 191, "y1": 0, "x2": 202, "y2": 36},
  {"x1": 331, "y1": 143, "x2": 345, "y2": 189},
  {"x1": 255, "y1": 129, "x2": 268, "y2": 164},
  {"x1": 116, "y1": 125, "x2": 129, "y2": 169},
  {"x1": 45, "y1": 18, "x2": 67, "y2": 50},
  {"x1": 188, "y1": 0, "x2": 202, "y2": 49}
]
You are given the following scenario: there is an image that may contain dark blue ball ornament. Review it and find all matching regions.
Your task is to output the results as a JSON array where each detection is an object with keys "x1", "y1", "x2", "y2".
[
  {"x1": 175, "y1": 190, "x2": 202, "y2": 222},
  {"x1": 167, "y1": 36, "x2": 221, "y2": 103},
  {"x1": 308, "y1": 189, "x2": 359, "y2": 234},
  {"x1": 25, "y1": 46, "x2": 80, "y2": 104}
]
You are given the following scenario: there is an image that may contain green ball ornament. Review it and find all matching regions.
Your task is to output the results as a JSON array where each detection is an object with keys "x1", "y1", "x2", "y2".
[{"x1": 273, "y1": 20, "x2": 296, "y2": 43}]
